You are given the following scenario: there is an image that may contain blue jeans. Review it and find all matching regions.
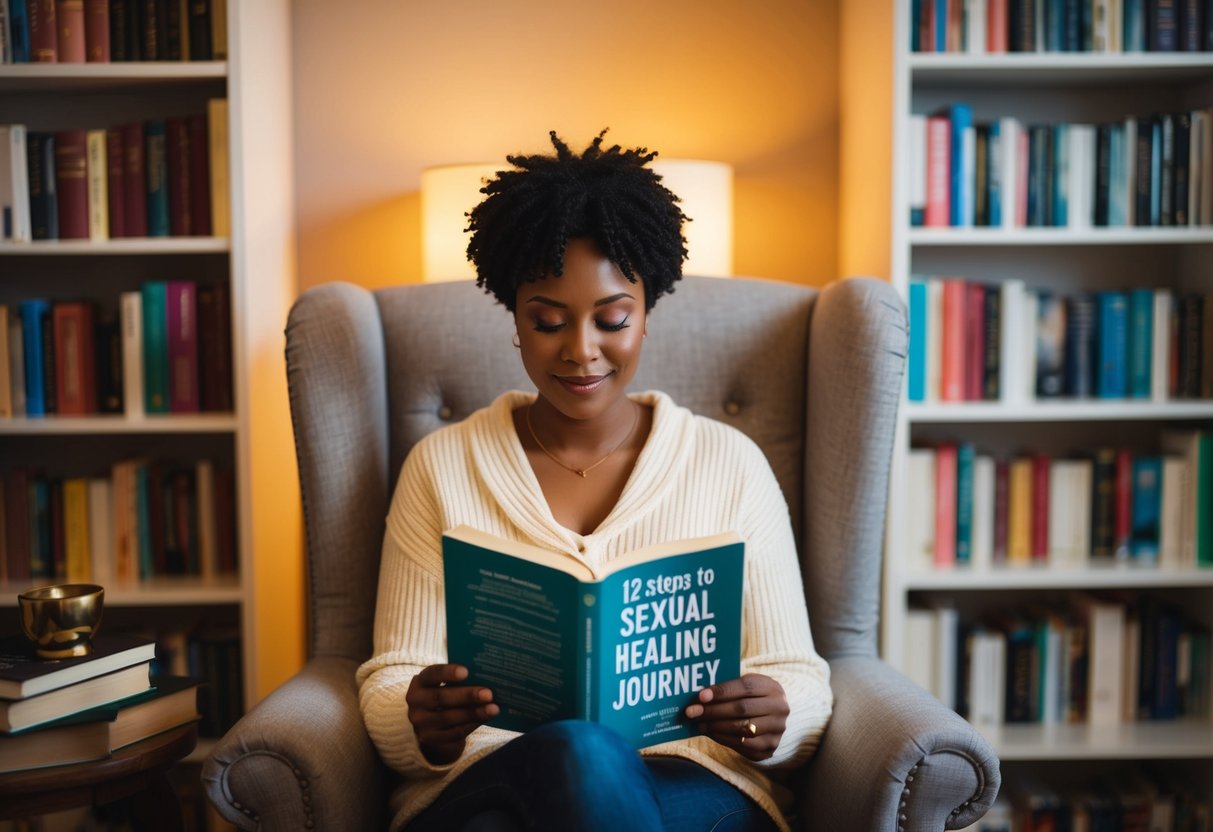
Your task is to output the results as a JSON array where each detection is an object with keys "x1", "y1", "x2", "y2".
[{"x1": 405, "y1": 720, "x2": 780, "y2": 832}]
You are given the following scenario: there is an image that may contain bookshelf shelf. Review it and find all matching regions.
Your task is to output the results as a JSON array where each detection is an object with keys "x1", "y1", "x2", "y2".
[
  {"x1": 0, "y1": 238, "x2": 230, "y2": 256},
  {"x1": 0, "y1": 62, "x2": 227, "y2": 92},
  {"x1": 910, "y1": 53, "x2": 1213, "y2": 86},
  {"x1": 0, "y1": 415, "x2": 237, "y2": 435},
  {"x1": 905, "y1": 401, "x2": 1213, "y2": 423},
  {"x1": 0, "y1": 578, "x2": 243, "y2": 606},
  {"x1": 902, "y1": 563, "x2": 1213, "y2": 592},
  {"x1": 987, "y1": 719, "x2": 1213, "y2": 761},
  {"x1": 909, "y1": 227, "x2": 1213, "y2": 246}
]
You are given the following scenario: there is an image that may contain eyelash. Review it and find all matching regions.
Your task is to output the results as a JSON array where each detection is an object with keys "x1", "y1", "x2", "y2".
[{"x1": 532, "y1": 317, "x2": 630, "y2": 333}]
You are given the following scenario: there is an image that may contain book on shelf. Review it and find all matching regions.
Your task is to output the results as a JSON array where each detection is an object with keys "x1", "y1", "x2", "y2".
[
  {"x1": 442, "y1": 524, "x2": 744, "y2": 749},
  {"x1": 0, "y1": 125, "x2": 32, "y2": 243},
  {"x1": 0, "y1": 674, "x2": 200, "y2": 774}
]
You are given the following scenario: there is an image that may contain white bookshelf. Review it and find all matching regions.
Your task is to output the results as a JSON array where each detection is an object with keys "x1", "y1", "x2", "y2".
[
  {"x1": 0, "y1": 0, "x2": 299, "y2": 724},
  {"x1": 885, "y1": 0, "x2": 1213, "y2": 800}
]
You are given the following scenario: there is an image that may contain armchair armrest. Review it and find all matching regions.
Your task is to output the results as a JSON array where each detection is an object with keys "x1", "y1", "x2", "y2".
[
  {"x1": 798, "y1": 656, "x2": 1000, "y2": 832},
  {"x1": 203, "y1": 656, "x2": 387, "y2": 831}
]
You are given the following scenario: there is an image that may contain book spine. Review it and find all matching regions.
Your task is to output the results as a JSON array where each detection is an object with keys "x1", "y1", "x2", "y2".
[
  {"x1": 188, "y1": 0, "x2": 211, "y2": 59},
  {"x1": 62, "y1": 476, "x2": 91, "y2": 582},
  {"x1": 925, "y1": 115, "x2": 951, "y2": 227},
  {"x1": 109, "y1": 0, "x2": 128, "y2": 60},
  {"x1": 9, "y1": 0, "x2": 31, "y2": 62},
  {"x1": 197, "y1": 281, "x2": 231, "y2": 411},
  {"x1": 4, "y1": 126, "x2": 33, "y2": 243},
  {"x1": 53, "y1": 128, "x2": 88, "y2": 239},
  {"x1": 28, "y1": 0, "x2": 55, "y2": 61},
  {"x1": 187, "y1": 112, "x2": 211, "y2": 235},
  {"x1": 141, "y1": 281, "x2": 169, "y2": 414},
  {"x1": 54, "y1": 0, "x2": 84, "y2": 61},
  {"x1": 1090, "y1": 447, "x2": 1118, "y2": 559},
  {"x1": 955, "y1": 442, "x2": 975, "y2": 564},
  {"x1": 207, "y1": 98, "x2": 229, "y2": 237},
  {"x1": 85, "y1": 128, "x2": 107, "y2": 241},
  {"x1": 1030, "y1": 453, "x2": 1050, "y2": 561},
  {"x1": 52, "y1": 301, "x2": 95, "y2": 416},
  {"x1": 166, "y1": 280, "x2": 198, "y2": 412},
  {"x1": 27, "y1": 132, "x2": 58, "y2": 240},
  {"x1": 83, "y1": 0, "x2": 106, "y2": 60},
  {"x1": 119, "y1": 291, "x2": 144, "y2": 419},
  {"x1": 1128, "y1": 287, "x2": 1154, "y2": 398},
  {"x1": 94, "y1": 306, "x2": 123, "y2": 414},
  {"x1": 102, "y1": 128, "x2": 125, "y2": 238},
  {"x1": 935, "y1": 442, "x2": 958, "y2": 566},
  {"x1": 1130, "y1": 455, "x2": 1163, "y2": 560},
  {"x1": 166, "y1": 116, "x2": 192, "y2": 236},
  {"x1": 144, "y1": 120, "x2": 169, "y2": 237},
  {"x1": 1096, "y1": 290, "x2": 1129, "y2": 398},
  {"x1": 0, "y1": 308, "x2": 10, "y2": 419},
  {"x1": 907, "y1": 280, "x2": 927, "y2": 402},
  {"x1": 19, "y1": 299, "x2": 49, "y2": 416}
]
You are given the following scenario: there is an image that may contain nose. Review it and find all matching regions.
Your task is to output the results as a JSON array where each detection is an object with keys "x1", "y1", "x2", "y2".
[{"x1": 561, "y1": 321, "x2": 600, "y2": 365}]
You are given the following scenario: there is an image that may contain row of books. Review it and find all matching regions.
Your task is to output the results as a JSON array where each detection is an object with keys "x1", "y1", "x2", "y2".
[
  {"x1": 908, "y1": 595, "x2": 1210, "y2": 729},
  {"x1": 0, "y1": 101, "x2": 230, "y2": 242},
  {"x1": 907, "y1": 280, "x2": 1213, "y2": 404},
  {"x1": 963, "y1": 769, "x2": 1212, "y2": 831},
  {"x1": 913, "y1": 0, "x2": 1213, "y2": 53},
  {"x1": 0, "y1": 457, "x2": 239, "y2": 587},
  {"x1": 0, "y1": 0, "x2": 226, "y2": 64},
  {"x1": 907, "y1": 432, "x2": 1213, "y2": 570},
  {"x1": 0, "y1": 280, "x2": 234, "y2": 418},
  {"x1": 909, "y1": 108, "x2": 1213, "y2": 228},
  {"x1": 0, "y1": 632, "x2": 200, "y2": 774}
]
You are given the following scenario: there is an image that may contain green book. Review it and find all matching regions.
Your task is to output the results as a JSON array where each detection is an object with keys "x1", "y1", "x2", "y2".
[
  {"x1": 443, "y1": 525, "x2": 744, "y2": 749},
  {"x1": 141, "y1": 281, "x2": 169, "y2": 414}
]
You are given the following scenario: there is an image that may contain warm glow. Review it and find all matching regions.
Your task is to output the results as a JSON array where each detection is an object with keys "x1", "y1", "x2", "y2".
[{"x1": 420, "y1": 159, "x2": 734, "y2": 282}]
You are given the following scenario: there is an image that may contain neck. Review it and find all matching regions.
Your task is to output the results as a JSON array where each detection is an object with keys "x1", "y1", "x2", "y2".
[{"x1": 528, "y1": 396, "x2": 637, "y2": 453}]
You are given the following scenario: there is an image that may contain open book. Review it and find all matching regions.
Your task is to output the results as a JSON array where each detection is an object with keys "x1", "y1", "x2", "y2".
[{"x1": 442, "y1": 525, "x2": 744, "y2": 749}]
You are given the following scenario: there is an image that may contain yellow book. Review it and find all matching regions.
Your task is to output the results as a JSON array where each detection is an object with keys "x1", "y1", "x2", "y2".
[
  {"x1": 86, "y1": 129, "x2": 108, "y2": 241},
  {"x1": 0, "y1": 306, "x2": 11, "y2": 418},
  {"x1": 207, "y1": 98, "x2": 230, "y2": 238},
  {"x1": 63, "y1": 477, "x2": 92, "y2": 582},
  {"x1": 1007, "y1": 457, "x2": 1033, "y2": 564},
  {"x1": 212, "y1": 0, "x2": 227, "y2": 60}
]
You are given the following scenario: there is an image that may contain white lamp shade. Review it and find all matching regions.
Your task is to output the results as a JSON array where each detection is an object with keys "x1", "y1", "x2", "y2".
[{"x1": 420, "y1": 159, "x2": 734, "y2": 282}]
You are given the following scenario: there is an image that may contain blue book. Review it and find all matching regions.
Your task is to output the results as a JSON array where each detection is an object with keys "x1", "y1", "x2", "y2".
[
  {"x1": 1096, "y1": 291, "x2": 1128, "y2": 398},
  {"x1": 988, "y1": 121, "x2": 1003, "y2": 227},
  {"x1": 144, "y1": 121, "x2": 170, "y2": 237},
  {"x1": 1129, "y1": 456, "x2": 1162, "y2": 561},
  {"x1": 1124, "y1": 0, "x2": 1146, "y2": 50},
  {"x1": 1150, "y1": 119, "x2": 1162, "y2": 226},
  {"x1": 955, "y1": 443, "x2": 976, "y2": 564},
  {"x1": 141, "y1": 281, "x2": 170, "y2": 413},
  {"x1": 949, "y1": 104, "x2": 974, "y2": 227},
  {"x1": 935, "y1": 0, "x2": 948, "y2": 51},
  {"x1": 9, "y1": 0, "x2": 30, "y2": 62},
  {"x1": 18, "y1": 299, "x2": 49, "y2": 416},
  {"x1": 1127, "y1": 288, "x2": 1153, "y2": 398},
  {"x1": 908, "y1": 281, "x2": 928, "y2": 402},
  {"x1": 1052, "y1": 124, "x2": 1069, "y2": 227},
  {"x1": 442, "y1": 525, "x2": 744, "y2": 749},
  {"x1": 1064, "y1": 294, "x2": 1096, "y2": 398}
]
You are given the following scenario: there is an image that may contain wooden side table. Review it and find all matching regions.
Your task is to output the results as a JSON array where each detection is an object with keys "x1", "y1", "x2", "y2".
[{"x1": 0, "y1": 723, "x2": 198, "y2": 830}]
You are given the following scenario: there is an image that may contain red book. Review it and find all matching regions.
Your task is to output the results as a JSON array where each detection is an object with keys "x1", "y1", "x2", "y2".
[
  {"x1": 987, "y1": 0, "x2": 1009, "y2": 51},
  {"x1": 53, "y1": 129, "x2": 90, "y2": 240},
  {"x1": 52, "y1": 302, "x2": 97, "y2": 415},
  {"x1": 105, "y1": 127, "x2": 127, "y2": 238},
  {"x1": 55, "y1": 0, "x2": 86, "y2": 62},
  {"x1": 940, "y1": 279, "x2": 967, "y2": 401},
  {"x1": 925, "y1": 116, "x2": 951, "y2": 227},
  {"x1": 934, "y1": 442, "x2": 958, "y2": 567},
  {"x1": 29, "y1": 0, "x2": 58, "y2": 62},
  {"x1": 197, "y1": 282, "x2": 232, "y2": 411},
  {"x1": 1115, "y1": 448, "x2": 1133, "y2": 557},
  {"x1": 965, "y1": 282, "x2": 986, "y2": 401},
  {"x1": 188, "y1": 114, "x2": 212, "y2": 236},
  {"x1": 166, "y1": 117, "x2": 193, "y2": 236},
  {"x1": 1030, "y1": 453, "x2": 1051, "y2": 562},
  {"x1": 84, "y1": 0, "x2": 109, "y2": 61},
  {"x1": 121, "y1": 122, "x2": 148, "y2": 237},
  {"x1": 166, "y1": 281, "x2": 199, "y2": 413}
]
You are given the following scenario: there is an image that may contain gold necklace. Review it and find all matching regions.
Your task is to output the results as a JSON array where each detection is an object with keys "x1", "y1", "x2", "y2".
[{"x1": 525, "y1": 402, "x2": 639, "y2": 478}]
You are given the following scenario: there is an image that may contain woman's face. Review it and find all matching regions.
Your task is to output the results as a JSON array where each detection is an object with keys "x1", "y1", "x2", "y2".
[{"x1": 514, "y1": 238, "x2": 647, "y2": 422}]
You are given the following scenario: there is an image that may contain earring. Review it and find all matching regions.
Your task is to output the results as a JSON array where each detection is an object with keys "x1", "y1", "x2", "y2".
[{"x1": 512, "y1": 333, "x2": 521, "y2": 348}]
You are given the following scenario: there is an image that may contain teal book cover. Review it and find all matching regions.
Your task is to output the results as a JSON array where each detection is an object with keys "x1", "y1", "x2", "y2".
[
  {"x1": 443, "y1": 525, "x2": 744, "y2": 749},
  {"x1": 141, "y1": 281, "x2": 169, "y2": 413}
]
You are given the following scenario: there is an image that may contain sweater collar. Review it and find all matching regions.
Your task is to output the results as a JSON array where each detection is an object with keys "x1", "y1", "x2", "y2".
[{"x1": 468, "y1": 390, "x2": 697, "y2": 556}]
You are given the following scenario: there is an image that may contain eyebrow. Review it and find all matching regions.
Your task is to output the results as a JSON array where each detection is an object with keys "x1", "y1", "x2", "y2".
[{"x1": 525, "y1": 293, "x2": 635, "y2": 308}]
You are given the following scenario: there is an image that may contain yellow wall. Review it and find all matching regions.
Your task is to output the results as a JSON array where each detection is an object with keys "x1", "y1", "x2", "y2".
[{"x1": 291, "y1": 0, "x2": 841, "y2": 289}]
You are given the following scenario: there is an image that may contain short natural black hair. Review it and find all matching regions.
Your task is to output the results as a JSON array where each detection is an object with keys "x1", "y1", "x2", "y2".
[{"x1": 465, "y1": 130, "x2": 688, "y2": 312}]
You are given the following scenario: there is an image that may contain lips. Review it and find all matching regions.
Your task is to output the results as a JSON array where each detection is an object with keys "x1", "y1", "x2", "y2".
[{"x1": 554, "y1": 373, "x2": 612, "y2": 395}]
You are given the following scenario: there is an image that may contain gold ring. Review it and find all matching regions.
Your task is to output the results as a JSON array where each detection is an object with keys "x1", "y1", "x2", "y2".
[{"x1": 740, "y1": 721, "x2": 758, "y2": 742}]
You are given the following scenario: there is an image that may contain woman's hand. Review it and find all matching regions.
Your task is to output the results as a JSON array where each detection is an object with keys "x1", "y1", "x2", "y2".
[
  {"x1": 406, "y1": 664, "x2": 499, "y2": 765},
  {"x1": 684, "y1": 673, "x2": 788, "y2": 761}
]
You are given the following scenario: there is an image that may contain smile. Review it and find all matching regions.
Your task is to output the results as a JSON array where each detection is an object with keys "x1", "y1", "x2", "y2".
[{"x1": 554, "y1": 374, "x2": 612, "y2": 395}]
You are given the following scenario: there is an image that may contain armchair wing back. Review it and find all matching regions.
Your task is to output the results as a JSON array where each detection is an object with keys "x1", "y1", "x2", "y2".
[{"x1": 204, "y1": 275, "x2": 1001, "y2": 831}]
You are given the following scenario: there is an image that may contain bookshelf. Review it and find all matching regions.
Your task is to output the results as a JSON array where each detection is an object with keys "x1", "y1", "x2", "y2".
[
  {"x1": 0, "y1": 0, "x2": 299, "y2": 765},
  {"x1": 885, "y1": 0, "x2": 1213, "y2": 814}
]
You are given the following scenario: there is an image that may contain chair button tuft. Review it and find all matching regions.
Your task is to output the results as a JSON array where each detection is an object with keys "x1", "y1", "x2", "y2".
[
  {"x1": 439, "y1": 405, "x2": 454, "y2": 420},
  {"x1": 724, "y1": 401, "x2": 741, "y2": 416}
]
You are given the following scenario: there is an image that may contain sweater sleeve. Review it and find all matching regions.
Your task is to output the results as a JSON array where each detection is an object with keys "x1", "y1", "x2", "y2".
[
  {"x1": 735, "y1": 439, "x2": 833, "y2": 771},
  {"x1": 354, "y1": 437, "x2": 512, "y2": 778}
]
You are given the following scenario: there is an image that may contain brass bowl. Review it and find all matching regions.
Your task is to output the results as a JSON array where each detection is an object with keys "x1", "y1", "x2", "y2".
[{"x1": 18, "y1": 584, "x2": 105, "y2": 659}]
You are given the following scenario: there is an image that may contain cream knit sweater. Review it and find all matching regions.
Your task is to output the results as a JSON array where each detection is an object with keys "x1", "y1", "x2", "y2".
[{"x1": 356, "y1": 390, "x2": 832, "y2": 831}]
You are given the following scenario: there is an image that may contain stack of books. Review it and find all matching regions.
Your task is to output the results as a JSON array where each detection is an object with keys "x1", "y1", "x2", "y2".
[{"x1": 0, "y1": 632, "x2": 200, "y2": 774}]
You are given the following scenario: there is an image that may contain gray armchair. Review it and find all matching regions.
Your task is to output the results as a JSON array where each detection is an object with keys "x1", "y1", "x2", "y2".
[{"x1": 202, "y1": 275, "x2": 1001, "y2": 830}]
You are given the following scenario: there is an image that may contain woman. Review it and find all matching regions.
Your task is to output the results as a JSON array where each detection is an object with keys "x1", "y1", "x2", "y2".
[{"x1": 356, "y1": 131, "x2": 832, "y2": 832}]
